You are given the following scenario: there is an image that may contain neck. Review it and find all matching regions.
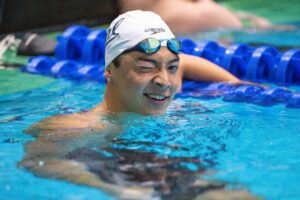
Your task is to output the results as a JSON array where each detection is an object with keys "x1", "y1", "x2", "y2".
[{"x1": 102, "y1": 86, "x2": 123, "y2": 114}]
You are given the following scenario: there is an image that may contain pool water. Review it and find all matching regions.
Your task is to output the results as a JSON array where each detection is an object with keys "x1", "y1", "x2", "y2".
[
  {"x1": 1, "y1": 78, "x2": 299, "y2": 200},
  {"x1": 1, "y1": 1, "x2": 300, "y2": 198},
  {"x1": 219, "y1": 0, "x2": 300, "y2": 25}
]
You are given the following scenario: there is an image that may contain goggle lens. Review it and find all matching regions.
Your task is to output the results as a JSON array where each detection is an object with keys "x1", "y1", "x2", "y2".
[
  {"x1": 167, "y1": 38, "x2": 181, "y2": 54},
  {"x1": 123, "y1": 37, "x2": 181, "y2": 55},
  {"x1": 139, "y1": 37, "x2": 161, "y2": 54}
]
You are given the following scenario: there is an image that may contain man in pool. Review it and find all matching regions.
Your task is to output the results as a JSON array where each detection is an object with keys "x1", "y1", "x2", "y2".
[
  {"x1": 20, "y1": 10, "x2": 258, "y2": 199},
  {"x1": 21, "y1": 10, "x2": 250, "y2": 142}
]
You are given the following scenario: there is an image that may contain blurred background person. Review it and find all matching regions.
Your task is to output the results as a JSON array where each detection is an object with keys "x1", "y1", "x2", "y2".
[{"x1": 118, "y1": 0, "x2": 271, "y2": 34}]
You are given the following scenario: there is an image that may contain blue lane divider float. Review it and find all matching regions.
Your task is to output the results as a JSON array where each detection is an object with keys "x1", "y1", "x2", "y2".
[
  {"x1": 286, "y1": 92, "x2": 300, "y2": 108},
  {"x1": 25, "y1": 25, "x2": 300, "y2": 86},
  {"x1": 178, "y1": 38, "x2": 300, "y2": 86},
  {"x1": 25, "y1": 56, "x2": 55, "y2": 75},
  {"x1": 55, "y1": 25, "x2": 106, "y2": 64},
  {"x1": 246, "y1": 46, "x2": 280, "y2": 82},
  {"x1": 220, "y1": 44, "x2": 254, "y2": 77},
  {"x1": 28, "y1": 25, "x2": 300, "y2": 86},
  {"x1": 22, "y1": 25, "x2": 300, "y2": 108},
  {"x1": 177, "y1": 82, "x2": 300, "y2": 108},
  {"x1": 23, "y1": 56, "x2": 106, "y2": 82},
  {"x1": 275, "y1": 49, "x2": 300, "y2": 85},
  {"x1": 55, "y1": 25, "x2": 90, "y2": 61},
  {"x1": 223, "y1": 85, "x2": 265, "y2": 103},
  {"x1": 80, "y1": 29, "x2": 106, "y2": 64}
]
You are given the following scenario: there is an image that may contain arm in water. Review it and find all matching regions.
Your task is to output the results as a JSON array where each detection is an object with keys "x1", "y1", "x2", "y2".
[
  {"x1": 19, "y1": 118, "x2": 258, "y2": 200},
  {"x1": 19, "y1": 111, "x2": 155, "y2": 199}
]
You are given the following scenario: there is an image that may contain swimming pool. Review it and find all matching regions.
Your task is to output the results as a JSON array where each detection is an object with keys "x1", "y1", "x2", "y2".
[
  {"x1": 1, "y1": 8, "x2": 300, "y2": 200},
  {"x1": 1, "y1": 67, "x2": 300, "y2": 200}
]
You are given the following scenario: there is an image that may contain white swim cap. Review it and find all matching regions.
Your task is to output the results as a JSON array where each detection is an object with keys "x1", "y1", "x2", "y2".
[{"x1": 105, "y1": 10, "x2": 175, "y2": 68}]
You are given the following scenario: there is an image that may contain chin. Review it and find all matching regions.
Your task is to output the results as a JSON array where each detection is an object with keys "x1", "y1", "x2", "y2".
[{"x1": 141, "y1": 109, "x2": 167, "y2": 116}]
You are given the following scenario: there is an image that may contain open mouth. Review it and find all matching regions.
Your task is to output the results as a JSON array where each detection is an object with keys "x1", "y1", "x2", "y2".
[{"x1": 144, "y1": 93, "x2": 169, "y2": 101}]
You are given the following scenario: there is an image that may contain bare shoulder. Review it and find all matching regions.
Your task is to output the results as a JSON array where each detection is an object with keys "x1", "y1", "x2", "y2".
[{"x1": 25, "y1": 109, "x2": 108, "y2": 137}]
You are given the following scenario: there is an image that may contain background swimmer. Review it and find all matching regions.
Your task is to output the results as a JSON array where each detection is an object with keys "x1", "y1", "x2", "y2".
[{"x1": 118, "y1": 0, "x2": 272, "y2": 34}]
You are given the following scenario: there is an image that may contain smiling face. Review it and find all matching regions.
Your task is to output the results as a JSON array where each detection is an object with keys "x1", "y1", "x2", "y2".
[{"x1": 104, "y1": 47, "x2": 182, "y2": 115}]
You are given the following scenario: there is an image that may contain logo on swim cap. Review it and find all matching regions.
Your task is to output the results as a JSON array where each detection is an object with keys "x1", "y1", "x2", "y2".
[
  {"x1": 144, "y1": 28, "x2": 166, "y2": 35},
  {"x1": 106, "y1": 18, "x2": 125, "y2": 46}
]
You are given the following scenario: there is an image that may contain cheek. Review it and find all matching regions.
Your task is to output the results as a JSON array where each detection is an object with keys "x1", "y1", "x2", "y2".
[
  {"x1": 125, "y1": 74, "x2": 148, "y2": 93},
  {"x1": 171, "y1": 75, "x2": 182, "y2": 93}
]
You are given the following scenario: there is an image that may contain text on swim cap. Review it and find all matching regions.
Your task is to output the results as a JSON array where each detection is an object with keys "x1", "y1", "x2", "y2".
[{"x1": 144, "y1": 28, "x2": 166, "y2": 35}]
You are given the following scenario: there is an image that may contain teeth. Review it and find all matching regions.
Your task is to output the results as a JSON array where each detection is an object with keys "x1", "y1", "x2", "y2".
[{"x1": 146, "y1": 94, "x2": 167, "y2": 101}]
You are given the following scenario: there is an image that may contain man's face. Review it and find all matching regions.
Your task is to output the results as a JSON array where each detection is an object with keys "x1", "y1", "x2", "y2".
[{"x1": 106, "y1": 47, "x2": 182, "y2": 115}]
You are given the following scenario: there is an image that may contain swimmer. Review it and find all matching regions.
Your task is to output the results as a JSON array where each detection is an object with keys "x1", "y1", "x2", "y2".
[
  {"x1": 118, "y1": 0, "x2": 272, "y2": 34},
  {"x1": 19, "y1": 10, "x2": 258, "y2": 199}
]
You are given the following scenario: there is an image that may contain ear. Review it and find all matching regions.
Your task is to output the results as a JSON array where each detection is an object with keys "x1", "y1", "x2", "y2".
[
  {"x1": 104, "y1": 65, "x2": 112, "y2": 79},
  {"x1": 104, "y1": 66, "x2": 111, "y2": 78},
  {"x1": 105, "y1": 64, "x2": 114, "y2": 83}
]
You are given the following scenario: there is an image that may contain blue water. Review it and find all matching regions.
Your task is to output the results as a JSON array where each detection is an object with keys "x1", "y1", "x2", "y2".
[
  {"x1": 1, "y1": 78, "x2": 299, "y2": 200},
  {"x1": 0, "y1": 81, "x2": 115, "y2": 200}
]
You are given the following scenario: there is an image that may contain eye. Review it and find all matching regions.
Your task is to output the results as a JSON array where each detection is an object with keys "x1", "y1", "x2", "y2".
[
  {"x1": 137, "y1": 66, "x2": 156, "y2": 72},
  {"x1": 167, "y1": 65, "x2": 178, "y2": 73}
]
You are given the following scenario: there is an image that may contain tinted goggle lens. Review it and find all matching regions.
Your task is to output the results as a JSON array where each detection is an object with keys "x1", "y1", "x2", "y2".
[
  {"x1": 139, "y1": 37, "x2": 160, "y2": 54},
  {"x1": 138, "y1": 38, "x2": 181, "y2": 54},
  {"x1": 167, "y1": 38, "x2": 181, "y2": 54}
]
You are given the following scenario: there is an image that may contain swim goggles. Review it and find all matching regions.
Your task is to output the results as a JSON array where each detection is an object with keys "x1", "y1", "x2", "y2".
[{"x1": 122, "y1": 37, "x2": 182, "y2": 55}]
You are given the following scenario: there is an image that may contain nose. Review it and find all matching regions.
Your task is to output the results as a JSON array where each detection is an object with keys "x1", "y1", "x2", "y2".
[{"x1": 153, "y1": 69, "x2": 171, "y2": 90}]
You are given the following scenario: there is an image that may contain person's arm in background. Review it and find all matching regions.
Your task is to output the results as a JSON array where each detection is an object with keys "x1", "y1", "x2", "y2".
[
  {"x1": 180, "y1": 54, "x2": 240, "y2": 83},
  {"x1": 119, "y1": 0, "x2": 242, "y2": 34},
  {"x1": 118, "y1": 0, "x2": 277, "y2": 34},
  {"x1": 235, "y1": 11, "x2": 271, "y2": 29},
  {"x1": 152, "y1": 0, "x2": 243, "y2": 34},
  {"x1": 180, "y1": 54, "x2": 264, "y2": 86}
]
